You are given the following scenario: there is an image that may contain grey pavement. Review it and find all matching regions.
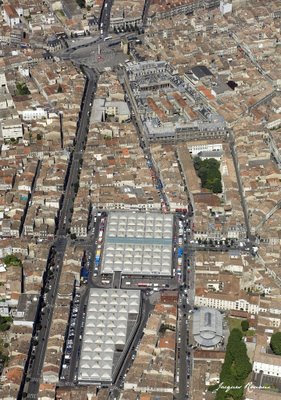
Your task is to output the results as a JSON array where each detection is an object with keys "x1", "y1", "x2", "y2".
[{"x1": 20, "y1": 67, "x2": 98, "y2": 399}]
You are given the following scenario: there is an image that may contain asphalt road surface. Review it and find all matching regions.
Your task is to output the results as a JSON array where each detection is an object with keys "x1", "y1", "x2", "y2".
[
  {"x1": 99, "y1": 0, "x2": 114, "y2": 36},
  {"x1": 176, "y1": 214, "x2": 193, "y2": 400},
  {"x1": 66, "y1": 216, "x2": 103, "y2": 382},
  {"x1": 20, "y1": 67, "x2": 98, "y2": 399},
  {"x1": 142, "y1": 0, "x2": 152, "y2": 26},
  {"x1": 178, "y1": 291, "x2": 191, "y2": 400}
]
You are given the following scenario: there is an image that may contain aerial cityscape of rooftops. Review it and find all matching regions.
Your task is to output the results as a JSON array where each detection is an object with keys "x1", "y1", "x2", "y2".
[{"x1": 1, "y1": 0, "x2": 281, "y2": 399}]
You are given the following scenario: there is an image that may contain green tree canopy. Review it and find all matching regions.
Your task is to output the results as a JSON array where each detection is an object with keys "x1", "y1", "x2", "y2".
[
  {"x1": 76, "y1": 0, "x2": 85, "y2": 8},
  {"x1": 270, "y1": 332, "x2": 281, "y2": 355},
  {"x1": 3, "y1": 255, "x2": 22, "y2": 267},
  {"x1": 0, "y1": 316, "x2": 12, "y2": 332},
  {"x1": 241, "y1": 320, "x2": 249, "y2": 332},
  {"x1": 215, "y1": 328, "x2": 251, "y2": 400},
  {"x1": 193, "y1": 157, "x2": 222, "y2": 194},
  {"x1": 16, "y1": 82, "x2": 30, "y2": 96}
]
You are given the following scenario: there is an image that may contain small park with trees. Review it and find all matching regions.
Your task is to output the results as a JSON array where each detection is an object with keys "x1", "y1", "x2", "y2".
[
  {"x1": 193, "y1": 157, "x2": 222, "y2": 194},
  {"x1": 209, "y1": 328, "x2": 252, "y2": 400},
  {"x1": 15, "y1": 82, "x2": 30, "y2": 96},
  {"x1": 270, "y1": 332, "x2": 281, "y2": 356},
  {"x1": 3, "y1": 255, "x2": 22, "y2": 267}
]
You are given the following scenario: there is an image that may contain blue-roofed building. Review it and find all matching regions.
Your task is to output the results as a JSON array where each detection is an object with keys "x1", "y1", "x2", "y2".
[{"x1": 193, "y1": 307, "x2": 223, "y2": 348}]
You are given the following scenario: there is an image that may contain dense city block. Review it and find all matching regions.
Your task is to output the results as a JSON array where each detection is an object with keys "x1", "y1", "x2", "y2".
[{"x1": 0, "y1": 1, "x2": 281, "y2": 400}]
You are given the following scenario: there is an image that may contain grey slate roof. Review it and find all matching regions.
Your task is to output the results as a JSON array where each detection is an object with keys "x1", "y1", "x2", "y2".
[
  {"x1": 191, "y1": 65, "x2": 213, "y2": 79},
  {"x1": 193, "y1": 307, "x2": 223, "y2": 348}
]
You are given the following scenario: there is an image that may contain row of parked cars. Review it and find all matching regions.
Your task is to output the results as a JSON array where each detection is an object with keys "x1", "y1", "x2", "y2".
[
  {"x1": 175, "y1": 216, "x2": 188, "y2": 279},
  {"x1": 60, "y1": 291, "x2": 81, "y2": 379},
  {"x1": 94, "y1": 216, "x2": 106, "y2": 277}
]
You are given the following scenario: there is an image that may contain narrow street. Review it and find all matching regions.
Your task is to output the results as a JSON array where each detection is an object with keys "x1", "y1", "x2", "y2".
[
  {"x1": 19, "y1": 159, "x2": 42, "y2": 236},
  {"x1": 19, "y1": 67, "x2": 98, "y2": 400},
  {"x1": 228, "y1": 133, "x2": 253, "y2": 241},
  {"x1": 177, "y1": 215, "x2": 194, "y2": 400},
  {"x1": 99, "y1": 0, "x2": 114, "y2": 36},
  {"x1": 142, "y1": 0, "x2": 152, "y2": 26},
  {"x1": 124, "y1": 92, "x2": 170, "y2": 211}
]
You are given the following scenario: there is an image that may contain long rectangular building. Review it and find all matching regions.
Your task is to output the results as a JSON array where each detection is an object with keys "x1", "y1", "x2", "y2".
[
  {"x1": 101, "y1": 212, "x2": 173, "y2": 276},
  {"x1": 78, "y1": 288, "x2": 141, "y2": 384}
]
